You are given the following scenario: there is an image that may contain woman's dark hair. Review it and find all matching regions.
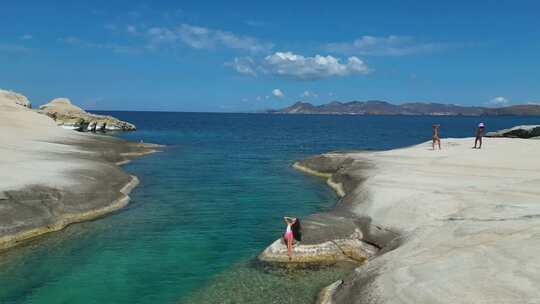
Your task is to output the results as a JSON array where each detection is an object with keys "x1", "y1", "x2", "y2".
[{"x1": 292, "y1": 218, "x2": 302, "y2": 242}]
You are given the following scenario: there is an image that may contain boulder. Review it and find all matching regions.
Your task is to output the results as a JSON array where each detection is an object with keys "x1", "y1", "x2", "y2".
[
  {"x1": 38, "y1": 98, "x2": 136, "y2": 132},
  {"x1": 0, "y1": 89, "x2": 32, "y2": 108},
  {"x1": 258, "y1": 234, "x2": 377, "y2": 265},
  {"x1": 486, "y1": 125, "x2": 540, "y2": 138},
  {"x1": 258, "y1": 214, "x2": 379, "y2": 265}
]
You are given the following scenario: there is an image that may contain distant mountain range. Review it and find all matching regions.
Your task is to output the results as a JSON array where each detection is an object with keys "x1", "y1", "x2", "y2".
[{"x1": 267, "y1": 100, "x2": 540, "y2": 116}]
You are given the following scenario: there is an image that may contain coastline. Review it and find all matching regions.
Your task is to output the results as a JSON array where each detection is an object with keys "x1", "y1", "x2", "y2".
[
  {"x1": 0, "y1": 95, "x2": 161, "y2": 252},
  {"x1": 0, "y1": 136, "x2": 161, "y2": 251},
  {"x1": 0, "y1": 175, "x2": 139, "y2": 250},
  {"x1": 281, "y1": 137, "x2": 540, "y2": 303},
  {"x1": 259, "y1": 153, "x2": 397, "y2": 266},
  {"x1": 293, "y1": 162, "x2": 346, "y2": 198}
]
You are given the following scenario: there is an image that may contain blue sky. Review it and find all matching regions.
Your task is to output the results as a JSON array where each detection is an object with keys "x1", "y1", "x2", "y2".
[{"x1": 1, "y1": 0, "x2": 539, "y2": 112}]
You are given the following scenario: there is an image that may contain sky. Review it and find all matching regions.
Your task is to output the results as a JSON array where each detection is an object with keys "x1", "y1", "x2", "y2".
[{"x1": 1, "y1": 0, "x2": 539, "y2": 112}]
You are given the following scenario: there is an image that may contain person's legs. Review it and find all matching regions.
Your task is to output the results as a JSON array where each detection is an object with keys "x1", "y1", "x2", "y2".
[
  {"x1": 474, "y1": 137, "x2": 478, "y2": 148},
  {"x1": 478, "y1": 137, "x2": 482, "y2": 149},
  {"x1": 287, "y1": 237, "x2": 292, "y2": 259},
  {"x1": 437, "y1": 138, "x2": 441, "y2": 150}
]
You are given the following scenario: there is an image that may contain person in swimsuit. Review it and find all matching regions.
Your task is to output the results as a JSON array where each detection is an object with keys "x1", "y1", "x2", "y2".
[
  {"x1": 432, "y1": 124, "x2": 441, "y2": 150},
  {"x1": 474, "y1": 122, "x2": 485, "y2": 149},
  {"x1": 283, "y1": 217, "x2": 297, "y2": 260}
]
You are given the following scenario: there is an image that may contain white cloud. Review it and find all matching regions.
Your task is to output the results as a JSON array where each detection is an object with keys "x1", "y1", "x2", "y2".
[
  {"x1": 225, "y1": 57, "x2": 257, "y2": 76},
  {"x1": 20, "y1": 34, "x2": 33, "y2": 40},
  {"x1": 227, "y1": 52, "x2": 370, "y2": 80},
  {"x1": 146, "y1": 24, "x2": 273, "y2": 53},
  {"x1": 127, "y1": 25, "x2": 138, "y2": 35},
  {"x1": 300, "y1": 90, "x2": 318, "y2": 98},
  {"x1": 323, "y1": 35, "x2": 449, "y2": 56},
  {"x1": 263, "y1": 51, "x2": 370, "y2": 80},
  {"x1": 488, "y1": 96, "x2": 509, "y2": 107},
  {"x1": 272, "y1": 89, "x2": 284, "y2": 98},
  {"x1": 77, "y1": 22, "x2": 273, "y2": 56}
]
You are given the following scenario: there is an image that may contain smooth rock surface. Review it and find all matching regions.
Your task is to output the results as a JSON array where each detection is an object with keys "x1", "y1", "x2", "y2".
[
  {"x1": 317, "y1": 280, "x2": 344, "y2": 304},
  {"x1": 258, "y1": 155, "x2": 391, "y2": 266},
  {"x1": 0, "y1": 89, "x2": 32, "y2": 108},
  {"x1": 302, "y1": 138, "x2": 540, "y2": 303},
  {"x1": 0, "y1": 91, "x2": 157, "y2": 250},
  {"x1": 38, "y1": 98, "x2": 136, "y2": 132},
  {"x1": 486, "y1": 125, "x2": 540, "y2": 138}
]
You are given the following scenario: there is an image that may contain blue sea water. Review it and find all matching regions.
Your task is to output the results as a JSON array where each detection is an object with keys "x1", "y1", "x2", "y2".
[{"x1": 1, "y1": 113, "x2": 540, "y2": 304}]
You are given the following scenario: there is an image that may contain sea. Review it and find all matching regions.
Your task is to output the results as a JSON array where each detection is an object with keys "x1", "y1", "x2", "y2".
[{"x1": 1, "y1": 113, "x2": 540, "y2": 304}]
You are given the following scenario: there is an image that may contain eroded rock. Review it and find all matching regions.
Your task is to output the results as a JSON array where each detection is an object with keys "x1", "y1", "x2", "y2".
[
  {"x1": 486, "y1": 125, "x2": 540, "y2": 138},
  {"x1": 258, "y1": 213, "x2": 379, "y2": 265},
  {"x1": 38, "y1": 98, "x2": 136, "y2": 132},
  {"x1": 258, "y1": 234, "x2": 377, "y2": 265},
  {"x1": 0, "y1": 89, "x2": 32, "y2": 108}
]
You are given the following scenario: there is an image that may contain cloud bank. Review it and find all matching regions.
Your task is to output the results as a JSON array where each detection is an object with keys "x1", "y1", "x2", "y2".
[
  {"x1": 228, "y1": 51, "x2": 370, "y2": 80},
  {"x1": 264, "y1": 52, "x2": 370, "y2": 79},
  {"x1": 146, "y1": 24, "x2": 273, "y2": 53},
  {"x1": 323, "y1": 35, "x2": 449, "y2": 56}
]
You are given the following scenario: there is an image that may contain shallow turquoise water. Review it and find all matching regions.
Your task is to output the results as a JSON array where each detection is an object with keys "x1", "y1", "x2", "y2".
[{"x1": 2, "y1": 113, "x2": 540, "y2": 303}]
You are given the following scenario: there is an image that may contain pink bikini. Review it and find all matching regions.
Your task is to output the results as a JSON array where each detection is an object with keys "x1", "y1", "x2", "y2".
[{"x1": 285, "y1": 224, "x2": 293, "y2": 240}]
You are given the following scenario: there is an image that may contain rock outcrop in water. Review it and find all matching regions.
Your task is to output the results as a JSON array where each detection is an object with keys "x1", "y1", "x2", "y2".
[
  {"x1": 38, "y1": 98, "x2": 136, "y2": 132},
  {"x1": 258, "y1": 155, "x2": 398, "y2": 266},
  {"x1": 0, "y1": 90, "x2": 159, "y2": 251},
  {"x1": 258, "y1": 214, "x2": 379, "y2": 264},
  {"x1": 485, "y1": 125, "x2": 540, "y2": 138}
]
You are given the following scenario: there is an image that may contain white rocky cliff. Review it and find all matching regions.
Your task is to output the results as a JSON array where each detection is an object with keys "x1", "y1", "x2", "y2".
[{"x1": 38, "y1": 98, "x2": 136, "y2": 132}]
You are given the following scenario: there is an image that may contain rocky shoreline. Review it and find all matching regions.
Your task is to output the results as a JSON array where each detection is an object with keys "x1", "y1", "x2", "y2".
[
  {"x1": 0, "y1": 90, "x2": 160, "y2": 252},
  {"x1": 0, "y1": 137, "x2": 160, "y2": 251},
  {"x1": 260, "y1": 136, "x2": 540, "y2": 303},
  {"x1": 258, "y1": 154, "x2": 399, "y2": 268}
]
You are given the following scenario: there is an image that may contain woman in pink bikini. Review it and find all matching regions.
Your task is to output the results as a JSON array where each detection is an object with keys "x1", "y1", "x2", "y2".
[{"x1": 283, "y1": 216, "x2": 301, "y2": 260}]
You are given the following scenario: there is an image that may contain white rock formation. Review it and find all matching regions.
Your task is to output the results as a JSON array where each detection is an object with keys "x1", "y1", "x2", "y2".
[
  {"x1": 38, "y1": 98, "x2": 136, "y2": 132},
  {"x1": 0, "y1": 89, "x2": 32, "y2": 108},
  {"x1": 313, "y1": 138, "x2": 540, "y2": 303}
]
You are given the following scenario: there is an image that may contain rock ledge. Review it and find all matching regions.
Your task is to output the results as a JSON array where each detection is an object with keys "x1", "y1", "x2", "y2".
[
  {"x1": 486, "y1": 125, "x2": 540, "y2": 138},
  {"x1": 38, "y1": 98, "x2": 136, "y2": 132}
]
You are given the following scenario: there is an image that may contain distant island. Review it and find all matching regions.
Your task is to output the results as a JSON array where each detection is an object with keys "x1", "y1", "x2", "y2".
[{"x1": 267, "y1": 100, "x2": 540, "y2": 116}]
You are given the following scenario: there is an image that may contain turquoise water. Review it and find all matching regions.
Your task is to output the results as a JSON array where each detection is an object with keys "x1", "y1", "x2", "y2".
[{"x1": 2, "y1": 113, "x2": 540, "y2": 303}]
